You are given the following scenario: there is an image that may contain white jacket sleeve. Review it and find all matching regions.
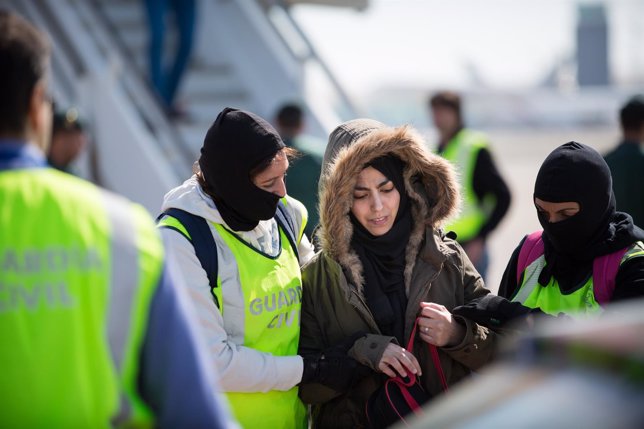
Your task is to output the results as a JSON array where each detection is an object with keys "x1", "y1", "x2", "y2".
[
  {"x1": 284, "y1": 195, "x2": 315, "y2": 265},
  {"x1": 160, "y1": 228, "x2": 304, "y2": 393},
  {"x1": 298, "y1": 233, "x2": 315, "y2": 266}
]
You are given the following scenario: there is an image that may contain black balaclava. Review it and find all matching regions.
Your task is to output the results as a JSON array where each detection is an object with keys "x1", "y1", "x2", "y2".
[
  {"x1": 350, "y1": 155, "x2": 412, "y2": 345},
  {"x1": 199, "y1": 107, "x2": 285, "y2": 231},
  {"x1": 533, "y1": 141, "x2": 644, "y2": 287}
]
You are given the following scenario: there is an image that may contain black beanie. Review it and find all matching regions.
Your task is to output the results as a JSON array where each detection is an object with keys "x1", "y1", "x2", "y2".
[{"x1": 199, "y1": 107, "x2": 285, "y2": 231}]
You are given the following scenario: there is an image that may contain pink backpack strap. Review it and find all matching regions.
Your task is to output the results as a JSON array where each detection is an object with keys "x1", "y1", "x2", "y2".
[
  {"x1": 593, "y1": 247, "x2": 629, "y2": 305},
  {"x1": 516, "y1": 231, "x2": 545, "y2": 285}
]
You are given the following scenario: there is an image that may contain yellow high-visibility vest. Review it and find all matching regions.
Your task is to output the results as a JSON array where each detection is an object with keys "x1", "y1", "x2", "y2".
[
  {"x1": 0, "y1": 167, "x2": 163, "y2": 428},
  {"x1": 440, "y1": 129, "x2": 495, "y2": 242}
]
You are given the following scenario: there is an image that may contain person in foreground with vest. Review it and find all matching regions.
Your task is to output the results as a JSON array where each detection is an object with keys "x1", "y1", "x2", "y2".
[
  {"x1": 428, "y1": 91, "x2": 511, "y2": 281},
  {"x1": 298, "y1": 119, "x2": 501, "y2": 428},
  {"x1": 498, "y1": 142, "x2": 644, "y2": 316},
  {"x1": 159, "y1": 107, "x2": 347, "y2": 428},
  {"x1": 0, "y1": 10, "x2": 233, "y2": 428}
]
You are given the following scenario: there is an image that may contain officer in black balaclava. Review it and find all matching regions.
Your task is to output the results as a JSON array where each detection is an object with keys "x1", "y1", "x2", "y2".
[
  {"x1": 199, "y1": 107, "x2": 286, "y2": 231},
  {"x1": 533, "y1": 141, "x2": 644, "y2": 288}
]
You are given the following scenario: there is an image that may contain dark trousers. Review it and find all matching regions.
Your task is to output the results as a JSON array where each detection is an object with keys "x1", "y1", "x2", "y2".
[{"x1": 144, "y1": 0, "x2": 196, "y2": 109}]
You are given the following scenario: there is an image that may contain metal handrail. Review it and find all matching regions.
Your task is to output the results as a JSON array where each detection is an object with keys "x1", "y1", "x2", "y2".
[
  {"x1": 82, "y1": 0, "x2": 197, "y2": 174},
  {"x1": 265, "y1": 1, "x2": 363, "y2": 120}
]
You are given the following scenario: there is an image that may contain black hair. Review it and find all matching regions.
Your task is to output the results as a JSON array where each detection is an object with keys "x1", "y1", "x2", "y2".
[
  {"x1": 248, "y1": 146, "x2": 299, "y2": 180},
  {"x1": 0, "y1": 10, "x2": 50, "y2": 135},
  {"x1": 53, "y1": 108, "x2": 85, "y2": 134},
  {"x1": 619, "y1": 95, "x2": 644, "y2": 132},
  {"x1": 428, "y1": 90, "x2": 462, "y2": 117},
  {"x1": 276, "y1": 103, "x2": 303, "y2": 129}
]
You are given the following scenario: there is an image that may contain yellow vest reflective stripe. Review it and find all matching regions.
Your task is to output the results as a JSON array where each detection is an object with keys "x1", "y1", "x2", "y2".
[
  {"x1": 441, "y1": 130, "x2": 494, "y2": 241},
  {"x1": 512, "y1": 254, "x2": 601, "y2": 316},
  {"x1": 623, "y1": 241, "x2": 644, "y2": 263},
  {"x1": 157, "y1": 215, "x2": 191, "y2": 239},
  {"x1": 280, "y1": 196, "x2": 308, "y2": 243},
  {"x1": 106, "y1": 188, "x2": 162, "y2": 427},
  {"x1": 0, "y1": 168, "x2": 159, "y2": 427},
  {"x1": 213, "y1": 223, "x2": 306, "y2": 429}
]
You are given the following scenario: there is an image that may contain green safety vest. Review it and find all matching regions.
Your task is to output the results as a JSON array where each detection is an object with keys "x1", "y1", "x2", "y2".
[
  {"x1": 213, "y1": 223, "x2": 306, "y2": 428},
  {"x1": 0, "y1": 168, "x2": 162, "y2": 428},
  {"x1": 512, "y1": 242, "x2": 644, "y2": 316},
  {"x1": 440, "y1": 129, "x2": 495, "y2": 242}
]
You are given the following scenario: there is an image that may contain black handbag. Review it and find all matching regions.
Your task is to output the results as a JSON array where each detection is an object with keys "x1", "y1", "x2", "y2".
[{"x1": 365, "y1": 318, "x2": 448, "y2": 428}]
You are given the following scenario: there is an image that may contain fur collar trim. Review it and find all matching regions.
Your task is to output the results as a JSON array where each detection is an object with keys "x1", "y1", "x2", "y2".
[{"x1": 317, "y1": 125, "x2": 460, "y2": 293}]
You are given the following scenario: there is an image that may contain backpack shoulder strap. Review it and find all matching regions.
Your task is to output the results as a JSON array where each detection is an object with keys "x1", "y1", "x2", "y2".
[
  {"x1": 275, "y1": 200, "x2": 299, "y2": 261},
  {"x1": 157, "y1": 208, "x2": 219, "y2": 306},
  {"x1": 514, "y1": 229, "x2": 630, "y2": 306},
  {"x1": 516, "y1": 230, "x2": 545, "y2": 285},
  {"x1": 593, "y1": 246, "x2": 630, "y2": 305}
]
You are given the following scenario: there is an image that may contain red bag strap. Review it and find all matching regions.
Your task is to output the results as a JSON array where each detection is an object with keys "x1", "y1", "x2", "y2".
[
  {"x1": 408, "y1": 318, "x2": 449, "y2": 392},
  {"x1": 429, "y1": 342, "x2": 448, "y2": 392},
  {"x1": 385, "y1": 378, "x2": 424, "y2": 417}
]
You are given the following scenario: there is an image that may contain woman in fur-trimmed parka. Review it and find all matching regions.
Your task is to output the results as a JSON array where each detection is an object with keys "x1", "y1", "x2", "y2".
[{"x1": 298, "y1": 119, "x2": 499, "y2": 428}]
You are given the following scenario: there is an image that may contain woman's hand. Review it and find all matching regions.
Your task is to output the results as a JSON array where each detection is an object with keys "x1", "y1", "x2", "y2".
[
  {"x1": 418, "y1": 302, "x2": 465, "y2": 347},
  {"x1": 377, "y1": 343, "x2": 422, "y2": 378}
]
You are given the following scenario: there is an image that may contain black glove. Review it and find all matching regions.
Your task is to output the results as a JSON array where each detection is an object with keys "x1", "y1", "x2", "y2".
[
  {"x1": 300, "y1": 333, "x2": 371, "y2": 391},
  {"x1": 452, "y1": 295, "x2": 535, "y2": 328}
]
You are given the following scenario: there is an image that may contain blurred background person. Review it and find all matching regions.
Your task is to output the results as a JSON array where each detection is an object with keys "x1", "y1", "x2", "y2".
[
  {"x1": 48, "y1": 107, "x2": 88, "y2": 174},
  {"x1": 274, "y1": 102, "x2": 324, "y2": 239},
  {"x1": 604, "y1": 94, "x2": 644, "y2": 228},
  {"x1": 0, "y1": 10, "x2": 233, "y2": 428},
  {"x1": 428, "y1": 90, "x2": 511, "y2": 282}
]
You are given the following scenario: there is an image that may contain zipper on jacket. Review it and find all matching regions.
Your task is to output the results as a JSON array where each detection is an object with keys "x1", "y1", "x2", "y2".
[
  {"x1": 349, "y1": 288, "x2": 381, "y2": 333},
  {"x1": 404, "y1": 262, "x2": 444, "y2": 340}
]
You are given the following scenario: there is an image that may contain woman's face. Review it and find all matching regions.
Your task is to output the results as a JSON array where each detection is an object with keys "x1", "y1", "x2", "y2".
[
  {"x1": 351, "y1": 166, "x2": 400, "y2": 236},
  {"x1": 252, "y1": 150, "x2": 289, "y2": 197},
  {"x1": 534, "y1": 197, "x2": 580, "y2": 223}
]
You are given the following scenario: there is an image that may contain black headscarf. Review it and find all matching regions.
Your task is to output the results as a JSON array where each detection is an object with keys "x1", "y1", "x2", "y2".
[
  {"x1": 533, "y1": 141, "x2": 644, "y2": 288},
  {"x1": 199, "y1": 107, "x2": 285, "y2": 231},
  {"x1": 350, "y1": 156, "x2": 412, "y2": 344}
]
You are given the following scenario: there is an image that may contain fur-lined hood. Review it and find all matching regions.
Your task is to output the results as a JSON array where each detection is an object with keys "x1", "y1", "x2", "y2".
[{"x1": 317, "y1": 122, "x2": 460, "y2": 291}]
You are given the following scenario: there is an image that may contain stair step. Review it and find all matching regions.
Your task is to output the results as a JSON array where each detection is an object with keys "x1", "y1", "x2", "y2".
[
  {"x1": 118, "y1": 26, "x2": 149, "y2": 55},
  {"x1": 100, "y1": 1, "x2": 144, "y2": 26},
  {"x1": 92, "y1": 0, "x2": 277, "y2": 161},
  {"x1": 179, "y1": 71, "x2": 246, "y2": 100},
  {"x1": 190, "y1": 58, "x2": 233, "y2": 74},
  {"x1": 184, "y1": 98, "x2": 255, "y2": 124},
  {"x1": 176, "y1": 123, "x2": 210, "y2": 156}
]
